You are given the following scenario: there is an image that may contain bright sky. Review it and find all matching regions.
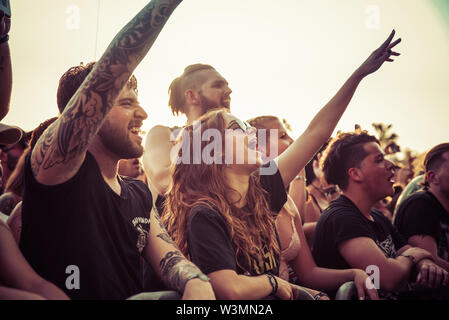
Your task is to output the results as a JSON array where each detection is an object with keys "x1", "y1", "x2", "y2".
[{"x1": 4, "y1": 0, "x2": 449, "y2": 155}]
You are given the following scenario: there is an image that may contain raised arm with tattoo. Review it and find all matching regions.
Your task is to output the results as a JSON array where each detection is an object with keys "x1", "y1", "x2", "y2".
[{"x1": 31, "y1": 0, "x2": 182, "y2": 185}]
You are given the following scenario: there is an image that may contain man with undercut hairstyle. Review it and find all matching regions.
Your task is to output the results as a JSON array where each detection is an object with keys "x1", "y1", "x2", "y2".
[
  {"x1": 312, "y1": 131, "x2": 449, "y2": 299},
  {"x1": 143, "y1": 63, "x2": 232, "y2": 203},
  {"x1": 395, "y1": 143, "x2": 449, "y2": 273},
  {"x1": 19, "y1": 0, "x2": 214, "y2": 300}
]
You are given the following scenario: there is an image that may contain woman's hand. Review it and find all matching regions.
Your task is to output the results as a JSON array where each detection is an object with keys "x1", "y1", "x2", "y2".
[{"x1": 355, "y1": 29, "x2": 401, "y2": 78}]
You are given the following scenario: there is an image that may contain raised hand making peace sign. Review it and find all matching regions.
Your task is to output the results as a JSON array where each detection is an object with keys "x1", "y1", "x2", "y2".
[{"x1": 356, "y1": 29, "x2": 401, "y2": 77}]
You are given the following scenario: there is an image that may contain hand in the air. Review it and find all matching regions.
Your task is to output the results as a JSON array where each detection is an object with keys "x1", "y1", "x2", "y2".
[{"x1": 356, "y1": 29, "x2": 401, "y2": 77}]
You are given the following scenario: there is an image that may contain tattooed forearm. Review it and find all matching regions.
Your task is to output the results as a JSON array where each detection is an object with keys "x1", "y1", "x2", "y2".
[
  {"x1": 153, "y1": 206, "x2": 166, "y2": 229},
  {"x1": 152, "y1": 206, "x2": 175, "y2": 244},
  {"x1": 160, "y1": 250, "x2": 204, "y2": 293},
  {"x1": 157, "y1": 232, "x2": 175, "y2": 245},
  {"x1": 31, "y1": 0, "x2": 182, "y2": 175}
]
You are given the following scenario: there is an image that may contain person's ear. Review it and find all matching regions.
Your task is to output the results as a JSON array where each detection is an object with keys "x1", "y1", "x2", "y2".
[
  {"x1": 185, "y1": 90, "x2": 200, "y2": 106},
  {"x1": 426, "y1": 170, "x2": 438, "y2": 185},
  {"x1": 348, "y1": 167, "x2": 363, "y2": 183}
]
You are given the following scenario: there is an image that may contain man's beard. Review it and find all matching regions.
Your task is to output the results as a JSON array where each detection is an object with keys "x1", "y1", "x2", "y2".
[
  {"x1": 98, "y1": 121, "x2": 143, "y2": 159},
  {"x1": 199, "y1": 91, "x2": 230, "y2": 113}
]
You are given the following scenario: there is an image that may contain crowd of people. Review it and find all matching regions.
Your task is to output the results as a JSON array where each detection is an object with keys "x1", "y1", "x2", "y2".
[{"x1": 1, "y1": 0, "x2": 448, "y2": 300}]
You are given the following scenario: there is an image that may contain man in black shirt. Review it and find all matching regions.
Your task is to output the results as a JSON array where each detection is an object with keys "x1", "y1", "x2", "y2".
[
  {"x1": 312, "y1": 131, "x2": 449, "y2": 297},
  {"x1": 395, "y1": 143, "x2": 449, "y2": 272},
  {"x1": 20, "y1": 0, "x2": 214, "y2": 300}
]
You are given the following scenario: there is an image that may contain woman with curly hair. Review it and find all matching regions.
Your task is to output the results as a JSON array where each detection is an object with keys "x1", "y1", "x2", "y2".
[{"x1": 164, "y1": 30, "x2": 401, "y2": 300}]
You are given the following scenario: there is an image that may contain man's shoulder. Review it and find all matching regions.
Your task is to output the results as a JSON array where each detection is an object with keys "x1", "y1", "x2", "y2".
[
  {"x1": 316, "y1": 198, "x2": 363, "y2": 233},
  {"x1": 147, "y1": 125, "x2": 181, "y2": 140},
  {"x1": 144, "y1": 125, "x2": 183, "y2": 154},
  {"x1": 397, "y1": 190, "x2": 439, "y2": 212},
  {"x1": 321, "y1": 196, "x2": 360, "y2": 219}
]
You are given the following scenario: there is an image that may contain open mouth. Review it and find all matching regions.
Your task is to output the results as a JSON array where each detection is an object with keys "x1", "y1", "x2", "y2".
[
  {"x1": 248, "y1": 138, "x2": 257, "y2": 150},
  {"x1": 222, "y1": 97, "x2": 231, "y2": 107},
  {"x1": 129, "y1": 122, "x2": 143, "y2": 136},
  {"x1": 388, "y1": 173, "x2": 395, "y2": 184}
]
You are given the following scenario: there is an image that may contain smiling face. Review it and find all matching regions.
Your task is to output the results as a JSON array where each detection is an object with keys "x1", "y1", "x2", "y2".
[
  {"x1": 261, "y1": 118, "x2": 294, "y2": 158},
  {"x1": 98, "y1": 87, "x2": 147, "y2": 159},
  {"x1": 356, "y1": 142, "x2": 396, "y2": 201},
  {"x1": 223, "y1": 113, "x2": 262, "y2": 173}
]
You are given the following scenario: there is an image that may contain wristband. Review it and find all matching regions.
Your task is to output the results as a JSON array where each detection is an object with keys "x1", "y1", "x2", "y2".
[
  {"x1": 400, "y1": 254, "x2": 416, "y2": 265},
  {"x1": 314, "y1": 292, "x2": 329, "y2": 300},
  {"x1": 185, "y1": 272, "x2": 210, "y2": 283},
  {"x1": 294, "y1": 175, "x2": 307, "y2": 182},
  {"x1": 266, "y1": 273, "x2": 278, "y2": 295},
  {"x1": 0, "y1": 34, "x2": 9, "y2": 44}
]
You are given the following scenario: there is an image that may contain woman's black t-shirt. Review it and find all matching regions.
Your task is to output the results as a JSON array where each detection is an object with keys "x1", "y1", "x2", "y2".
[{"x1": 187, "y1": 161, "x2": 287, "y2": 276}]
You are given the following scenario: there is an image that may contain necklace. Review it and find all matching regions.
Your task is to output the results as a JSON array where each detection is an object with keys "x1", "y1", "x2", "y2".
[{"x1": 310, "y1": 183, "x2": 326, "y2": 199}]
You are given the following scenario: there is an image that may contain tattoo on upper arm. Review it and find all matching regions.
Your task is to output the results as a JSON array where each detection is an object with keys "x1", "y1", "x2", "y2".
[
  {"x1": 160, "y1": 250, "x2": 202, "y2": 293},
  {"x1": 30, "y1": 0, "x2": 182, "y2": 176}
]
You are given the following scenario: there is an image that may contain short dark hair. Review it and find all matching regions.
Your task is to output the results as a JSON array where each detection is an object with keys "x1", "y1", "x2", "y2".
[
  {"x1": 57, "y1": 62, "x2": 138, "y2": 114},
  {"x1": 321, "y1": 131, "x2": 379, "y2": 190},
  {"x1": 424, "y1": 143, "x2": 449, "y2": 173}
]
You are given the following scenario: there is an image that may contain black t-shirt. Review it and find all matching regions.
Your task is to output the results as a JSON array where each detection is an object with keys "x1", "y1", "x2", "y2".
[
  {"x1": 312, "y1": 195, "x2": 407, "y2": 270},
  {"x1": 187, "y1": 161, "x2": 287, "y2": 276},
  {"x1": 394, "y1": 190, "x2": 449, "y2": 262},
  {"x1": 20, "y1": 152, "x2": 152, "y2": 300}
]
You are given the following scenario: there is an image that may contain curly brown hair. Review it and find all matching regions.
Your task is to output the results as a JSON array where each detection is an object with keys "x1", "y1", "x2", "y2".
[{"x1": 57, "y1": 62, "x2": 138, "y2": 114}]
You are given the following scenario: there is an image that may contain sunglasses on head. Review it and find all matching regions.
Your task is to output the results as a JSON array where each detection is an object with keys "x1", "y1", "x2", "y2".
[{"x1": 226, "y1": 119, "x2": 255, "y2": 135}]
